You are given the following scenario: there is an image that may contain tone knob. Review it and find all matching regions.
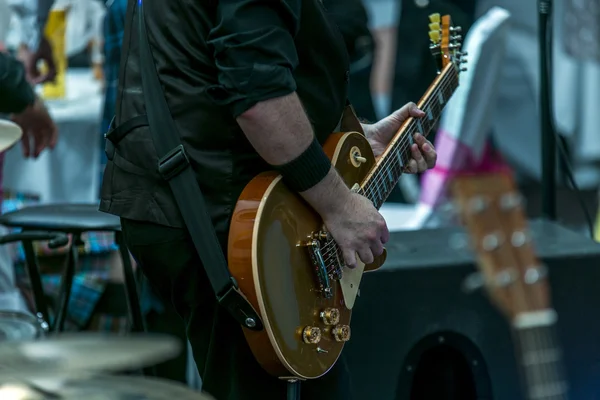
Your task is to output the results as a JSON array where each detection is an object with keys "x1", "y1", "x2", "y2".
[
  {"x1": 302, "y1": 326, "x2": 322, "y2": 344},
  {"x1": 331, "y1": 325, "x2": 351, "y2": 342},
  {"x1": 320, "y1": 308, "x2": 340, "y2": 326}
]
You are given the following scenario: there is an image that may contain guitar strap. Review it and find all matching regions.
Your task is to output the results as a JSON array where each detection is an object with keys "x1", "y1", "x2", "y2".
[{"x1": 123, "y1": 1, "x2": 263, "y2": 331}]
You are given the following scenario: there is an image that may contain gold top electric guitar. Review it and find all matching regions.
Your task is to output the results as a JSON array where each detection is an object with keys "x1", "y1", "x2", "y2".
[
  {"x1": 453, "y1": 172, "x2": 569, "y2": 400},
  {"x1": 227, "y1": 13, "x2": 466, "y2": 379}
]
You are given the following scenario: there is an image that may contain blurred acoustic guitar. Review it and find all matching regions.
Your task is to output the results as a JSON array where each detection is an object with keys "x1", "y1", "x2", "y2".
[{"x1": 453, "y1": 172, "x2": 569, "y2": 400}]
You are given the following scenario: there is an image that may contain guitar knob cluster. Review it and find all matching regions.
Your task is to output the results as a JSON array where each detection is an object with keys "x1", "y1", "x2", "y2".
[
  {"x1": 320, "y1": 308, "x2": 340, "y2": 326},
  {"x1": 332, "y1": 325, "x2": 351, "y2": 342},
  {"x1": 302, "y1": 326, "x2": 322, "y2": 344}
]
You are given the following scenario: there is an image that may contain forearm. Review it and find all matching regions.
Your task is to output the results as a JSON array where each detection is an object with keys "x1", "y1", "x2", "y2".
[
  {"x1": 0, "y1": 53, "x2": 35, "y2": 113},
  {"x1": 237, "y1": 92, "x2": 351, "y2": 215}
]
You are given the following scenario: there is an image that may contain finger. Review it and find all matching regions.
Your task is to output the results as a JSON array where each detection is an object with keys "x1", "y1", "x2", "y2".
[
  {"x1": 33, "y1": 132, "x2": 44, "y2": 158},
  {"x1": 405, "y1": 159, "x2": 418, "y2": 174},
  {"x1": 21, "y1": 132, "x2": 31, "y2": 158},
  {"x1": 392, "y1": 102, "x2": 424, "y2": 122},
  {"x1": 380, "y1": 223, "x2": 390, "y2": 244},
  {"x1": 343, "y1": 250, "x2": 357, "y2": 269},
  {"x1": 357, "y1": 248, "x2": 374, "y2": 265},
  {"x1": 413, "y1": 133, "x2": 427, "y2": 145},
  {"x1": 422, "y1": 141, "x2": 437, "y2": 168},
  {"x1": 49, "y1": 124, "x2": 58, "y2": 149},
  {"x1": 370, "y1": 239, "x2": 384, "y2": 257},
  {"x1": 411, "y1": 143, "x2": 428, "y2": 172}
]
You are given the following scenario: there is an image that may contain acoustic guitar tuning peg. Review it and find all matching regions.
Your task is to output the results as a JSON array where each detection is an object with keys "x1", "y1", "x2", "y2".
[
  {"x1": 462, "y1": 272, "x2": 484, "y2": 294},
  {"x1": 448, "y1": 232, "x2": 469, "y2": 251}
]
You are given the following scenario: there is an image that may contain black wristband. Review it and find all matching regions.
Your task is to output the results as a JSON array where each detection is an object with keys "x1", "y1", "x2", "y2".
[{"x1": 276, "y1": 137, "x2": 332, "y2": 192}]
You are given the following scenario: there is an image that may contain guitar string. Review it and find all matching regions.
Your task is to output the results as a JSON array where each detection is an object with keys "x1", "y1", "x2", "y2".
[
  {"x1": 317, "y1": 69, "x2": 458, "y2": 268},
  {"x1": 318, "y1": 72, "x2": 457, "y2": 267}
]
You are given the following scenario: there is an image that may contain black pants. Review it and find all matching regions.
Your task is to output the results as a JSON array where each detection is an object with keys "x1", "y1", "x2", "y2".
[{"x1": 121, "y1": 218, "x2": 353, "y2": 400}]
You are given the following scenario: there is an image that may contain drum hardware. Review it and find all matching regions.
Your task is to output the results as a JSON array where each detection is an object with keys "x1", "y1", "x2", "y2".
[{"x1": 0, "y1": 311, "x2": 48, "y2": 341}]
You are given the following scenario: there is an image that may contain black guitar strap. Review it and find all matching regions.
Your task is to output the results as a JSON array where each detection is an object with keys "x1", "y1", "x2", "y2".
[{"x1": 133, "y1": 1, "x2": 262, "y2": 331}]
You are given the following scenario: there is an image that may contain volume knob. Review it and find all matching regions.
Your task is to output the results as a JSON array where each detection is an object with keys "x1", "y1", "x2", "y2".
[
  {"x1": 331, "y1": 325, "x2": 351, "y2": 342},
  {"x1": 320, "y1": 308, "x2": 340, "y2": 326},
  {"x1": 302, "y1": 326, "x2": 322, "y2": 344}
]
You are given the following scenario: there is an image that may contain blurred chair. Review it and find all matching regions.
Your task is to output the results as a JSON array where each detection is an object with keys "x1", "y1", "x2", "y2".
[
  {"x1": 380, "y1": 6, "x2": 511, "y2": 231},
  {"x1": 0, "y1": 204, "x2": 144, "y2": 334}
]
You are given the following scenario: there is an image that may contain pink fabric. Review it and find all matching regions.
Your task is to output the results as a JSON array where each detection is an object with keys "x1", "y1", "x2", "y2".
[{"x1": 420, "y1": 129, "x2": 509, "y2": 206}]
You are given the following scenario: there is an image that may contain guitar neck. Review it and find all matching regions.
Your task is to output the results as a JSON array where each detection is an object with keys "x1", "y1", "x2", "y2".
[
  {"x1": 513, "y1": 311, "x2": 569, "y2": 400},
  {"x1": 359, "y1": 63, "x2": 459, "y2": 209}
]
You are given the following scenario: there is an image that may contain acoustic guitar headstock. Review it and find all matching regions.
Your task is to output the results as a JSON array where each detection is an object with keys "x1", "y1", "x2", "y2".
[
  {"x1": 452, "y1": 172, "x2": 551, "y2": 321},
  {"x1": 428, "y1": 13, "x2": 467, "y2": 74}
]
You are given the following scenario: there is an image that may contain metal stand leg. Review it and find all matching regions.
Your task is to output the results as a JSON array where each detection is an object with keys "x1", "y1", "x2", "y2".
[
  {"x1": 53, "y1": 237, "x2": 78, "y2": 332},
  {"x1": 287, "y1": 380, "x2": 301, "y2": 400},
  {"x1": 115, "y1": 231, "x2": 155, "y2": 377},
  {"x1": 22, "y1": 240, "x2": 50, "y2": 322},
  {"x1": 115, "y1": 231, "x2": 145, "y2": 333}
]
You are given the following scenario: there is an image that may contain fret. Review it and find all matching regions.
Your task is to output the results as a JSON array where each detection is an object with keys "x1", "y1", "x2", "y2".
[
  {"x1": 360, "y1": 64, "x2": 459, "y2": 209},
  {"x1": 528, "y1": 382, "x2": 569, "y2": 399},
  {"x1": 515, "y1": 321, "x2": 569, "y2": 400}
]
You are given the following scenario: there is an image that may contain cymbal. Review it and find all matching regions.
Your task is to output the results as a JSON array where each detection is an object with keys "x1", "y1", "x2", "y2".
[
  {"x1": 0, "y1": 375, "x2": 214, "y2": 399},
  {"x1": 0, "y1": 120, "x2": 22, "y2": 153},
  {"x1": 0, "y1": 333, "x2": 182, "y2": 380}
]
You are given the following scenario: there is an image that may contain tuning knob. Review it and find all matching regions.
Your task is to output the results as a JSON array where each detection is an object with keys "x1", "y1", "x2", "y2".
[
  {"x1": 302, "y1": 326, "x2": 322, "y2": 344},
  {"x1": 428, "y1": 22, "x2": 440, "y2": 32},
  {"x1": 450, "y1": 26, "x2": 462, "y2": 33},
  {"x1": 331, "y1": 325, "x2": 351, "y2": 342},
  {"x1": 429, "y1": 13, "x2": 441, "y2": 24},
  {"x1": 429, "y1": 31, "x2": 441, "y2": 43},
  {"x1": 320, "y1": 308, "x2": 340, "y2": 326}
]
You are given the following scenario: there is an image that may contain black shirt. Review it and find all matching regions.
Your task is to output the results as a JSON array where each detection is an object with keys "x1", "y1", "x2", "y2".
[{"x1": 100, "y1": 0, "x2": 350, "y2": 233}]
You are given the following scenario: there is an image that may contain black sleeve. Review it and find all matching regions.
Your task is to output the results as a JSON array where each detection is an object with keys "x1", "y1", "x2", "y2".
[
  {"x1": 206, "y1": 0, "x2": 301, "y2": 117},
  {"x1": 0, "y1": 53, "x2": 36, "y2": 114}
]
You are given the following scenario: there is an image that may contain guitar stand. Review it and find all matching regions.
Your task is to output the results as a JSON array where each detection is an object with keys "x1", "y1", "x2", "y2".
[{"x1": 287, "y1": 380, "x2": 301, "y2": 400}]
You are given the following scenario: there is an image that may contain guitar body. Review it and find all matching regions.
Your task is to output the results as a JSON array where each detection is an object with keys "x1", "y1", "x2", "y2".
[{"x1": 228, "y1": 131, "x2": 386, "y2": 379}]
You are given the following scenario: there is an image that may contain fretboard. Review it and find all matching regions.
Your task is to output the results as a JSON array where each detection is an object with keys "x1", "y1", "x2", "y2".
[
  {"x1": 359, "y1": 63, "x2": 459, "y2": 209},
  {"x1": 515, "y1": 322, "x2": 569, "y2": 400}
]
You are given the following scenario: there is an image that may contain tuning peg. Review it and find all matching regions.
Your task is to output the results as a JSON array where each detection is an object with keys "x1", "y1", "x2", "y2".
[
  {"x1": 449, "y1": 233, "x2": 470, "y2": 251},
  {"x1": 460, "y1": 67, "x2": 468, "y2": 72},
  {"x1": 462, "y1": 272, "x2": 484, "y2": 294},
  {"x1": 451, "y1": 35, "x2": 462, "y2": 41},
  {"x1": 429, "y1": 22, "x2": 440, "y2": 32},
  {"x1": 429, "y1": 30, "x2": 441, "y2": 43},
  {"x1": 429, "y1": 13, "x2": 441, "y2": 23},
  {"x1": 450, "y1": 26, "x2": 462, "y2": 33},
  {"x1": 461, "y1": 51, "x2": 469, "y2": 57}
]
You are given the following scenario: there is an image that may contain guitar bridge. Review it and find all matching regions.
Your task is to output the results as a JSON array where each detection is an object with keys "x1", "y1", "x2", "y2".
[{"x1": 299, "y1": 231, "x2": 341, "y2": 298}]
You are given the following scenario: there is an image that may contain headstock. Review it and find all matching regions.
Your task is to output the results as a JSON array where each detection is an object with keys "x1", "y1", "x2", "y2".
[
  {"x1": 452, "y1": 172, "x2": 551, "y2": 321},
  {"x1": 428, "y1": 13, "x2": 468, "y2": 74}
]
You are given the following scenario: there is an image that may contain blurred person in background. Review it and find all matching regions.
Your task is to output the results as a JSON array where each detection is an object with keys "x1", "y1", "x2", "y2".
[
  {"x1": 325, "y1": 0, "x2": 378, "y2": 122},
  {"x1": 0, "y1": 50, "x2": 57, "y2": 311},
  {"x1": 8, "y1": 0, "x2": 56, "y2": 84}
]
